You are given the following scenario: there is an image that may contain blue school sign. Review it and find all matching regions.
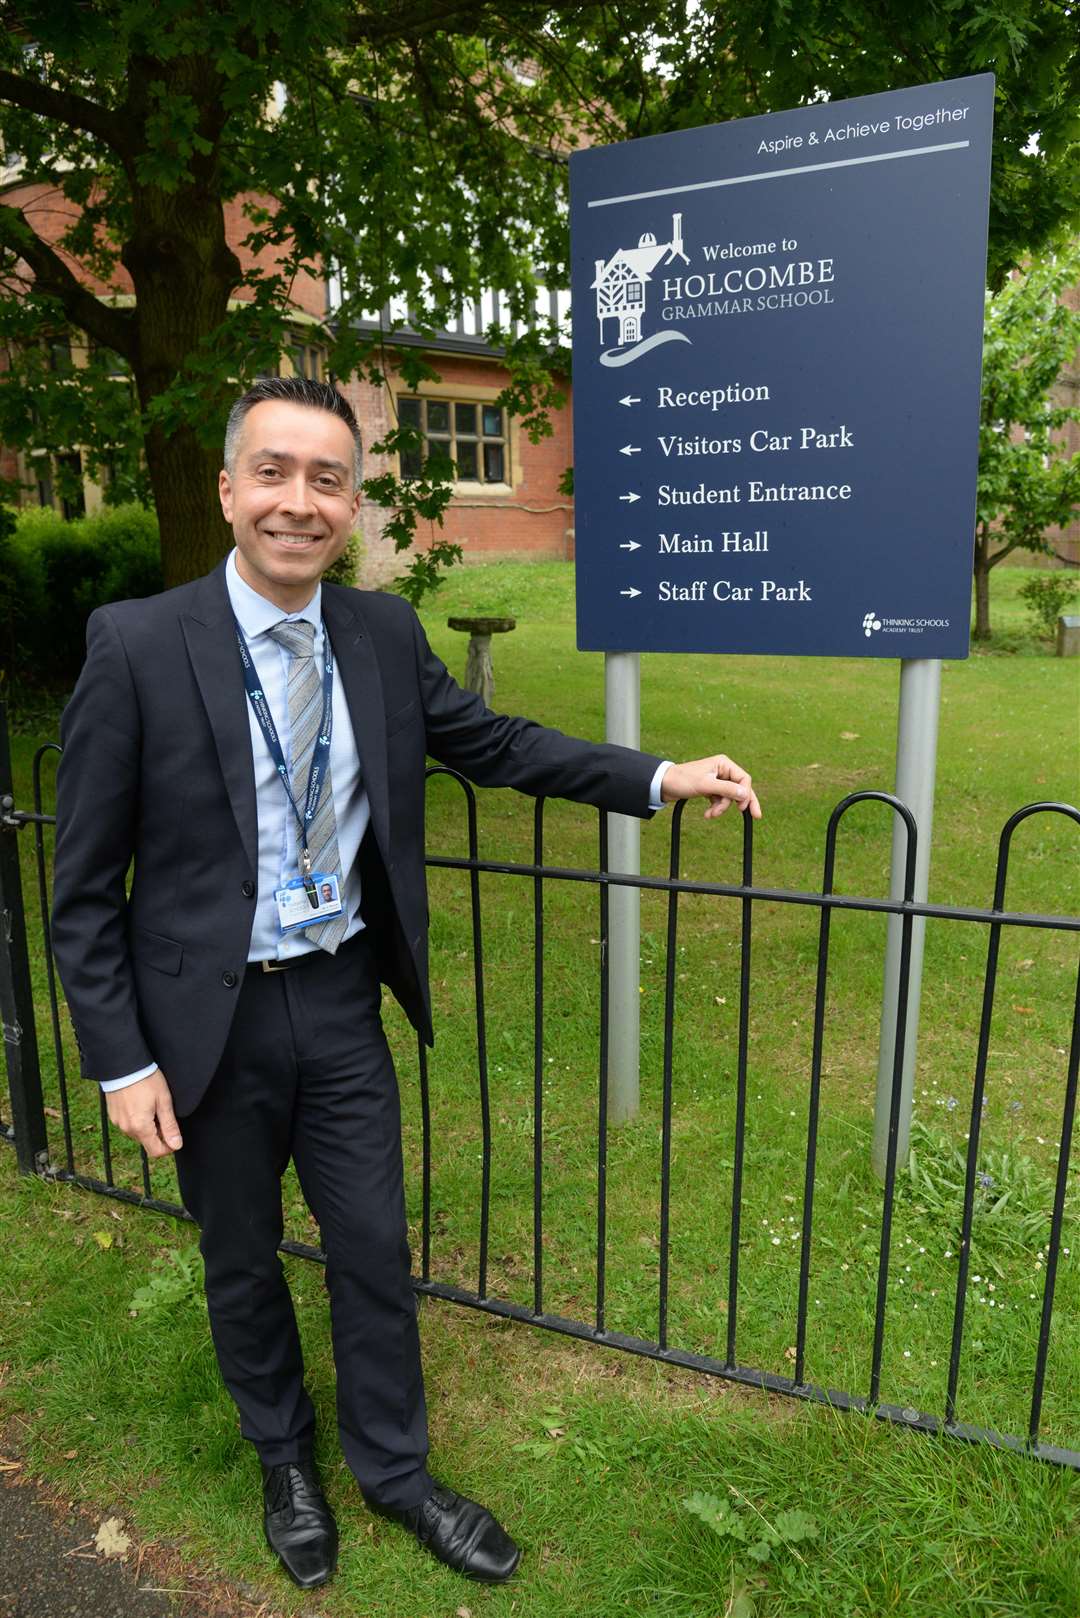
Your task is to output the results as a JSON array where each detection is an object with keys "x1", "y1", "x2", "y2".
[{"x1": 569, "y1": 75, "x2": 994, "y2": 657}]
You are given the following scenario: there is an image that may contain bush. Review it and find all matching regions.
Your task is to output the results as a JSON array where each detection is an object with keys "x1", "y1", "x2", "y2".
[
  {"x1": 1017, "y1": 570, "x2": 1080, "y2": 640},
  {"x1": 323, "y1": 528, "x2": 363, "y2": 587},
  {"x1": 5, "y1": 503, "x2": 162, "y2": 687}
]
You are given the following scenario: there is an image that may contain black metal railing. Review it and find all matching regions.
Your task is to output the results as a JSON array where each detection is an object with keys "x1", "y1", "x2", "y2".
[{"x1": 2, "y1": 709, "x2": 1078, "y2": 1470}]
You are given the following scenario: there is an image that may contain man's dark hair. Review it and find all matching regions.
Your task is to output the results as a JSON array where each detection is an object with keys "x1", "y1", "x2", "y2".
[{"x1": 223, "y1": 376, "x2": 363, "y2": 486}]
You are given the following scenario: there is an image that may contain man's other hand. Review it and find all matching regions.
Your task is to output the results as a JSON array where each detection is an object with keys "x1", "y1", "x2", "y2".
[
  {"x1": 660, "y1": 755, "x2": 762, "y2": 821},
  {"x1": 104, "y1": 1069, "x2": 183, "y2": 1157}
]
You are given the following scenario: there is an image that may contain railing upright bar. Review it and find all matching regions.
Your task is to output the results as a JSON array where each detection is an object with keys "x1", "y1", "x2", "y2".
[
  {"x1": 796, "y1": 841, "x2": 833, "y2": 1389},
  {"x1": 868, "y1": 800, "x2": 918, "y2": 1406},
  {"x1": 1027, "y1": 961, "x2": 1080, "y2": 1449},
  {"x1": 464, "y1": 784, "x2": 492, "y2": 1301},
  {"x1": 945, "y1": 917, "x2": 1001, "y2": 1427},
  {"x1": 32, "y1": 744, "x2": 73, "y2": 1173},
  {"x1": 418, "y1": 1034, "x2": 432, "y2": 1282},
  {"x1": 658, "y1": 803, "x2": 684, "y2": 1349},
  {"x1": 596, "y1": 812, "x2": 610, "y2": 1336},
  {"x1": 532, "y1": 798, "x2": 545, "y2": 1318},
  {"x1": 724, "y1": 812, "x2": 755, "y2": 1370},
  {"x1": 0, "y1": 703, "x2": 49, "y2": 1175},
  {"x1": 98, "y1": 1087, "x2": 115, "y2": 1186}
]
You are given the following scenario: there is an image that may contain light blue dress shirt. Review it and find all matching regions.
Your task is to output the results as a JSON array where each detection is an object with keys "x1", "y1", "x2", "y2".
[{"x1": 101, "y1": 552, "x2": 672, "y2": 1091}]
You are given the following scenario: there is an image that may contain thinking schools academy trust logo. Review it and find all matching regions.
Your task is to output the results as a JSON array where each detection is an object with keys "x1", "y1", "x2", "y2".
[
  {"x1": 862, "y1": 610, "x2": 951, "y2": 637},
  {"x1": 593, "y1": 211, "x2": 693, "y2": 368}
]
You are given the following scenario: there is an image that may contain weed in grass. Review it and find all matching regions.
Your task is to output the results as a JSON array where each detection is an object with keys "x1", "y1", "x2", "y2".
[{"x1": 127, "y1": 1243, "x2": 206, "y2": 1318}]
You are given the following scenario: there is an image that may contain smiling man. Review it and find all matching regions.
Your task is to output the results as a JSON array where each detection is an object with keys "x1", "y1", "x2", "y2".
[{"x1": 51, "y1": 376, "x2": 760, "y2": 1593}]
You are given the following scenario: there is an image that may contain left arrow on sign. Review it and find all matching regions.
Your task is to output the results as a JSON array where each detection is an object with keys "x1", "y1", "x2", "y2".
[{"x1": 619, "y1": 444, "x2": 642, "y2": 456}]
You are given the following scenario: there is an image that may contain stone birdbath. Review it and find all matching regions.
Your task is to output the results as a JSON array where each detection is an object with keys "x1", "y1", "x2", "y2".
[{"x1": 448, "y1": 615, "x2": 516, "y2": 707}]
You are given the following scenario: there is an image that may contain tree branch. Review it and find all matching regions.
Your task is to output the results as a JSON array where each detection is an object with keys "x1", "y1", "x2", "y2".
[
  {"x1": 0, "y1": 68, "x2": 132, "y2": 159},
  {"x1": 344, "y1": 0, "x2": 588, "y2": 47},
  {"x1": 0, "y1": 202, "x2": 136, "y2": 359}
]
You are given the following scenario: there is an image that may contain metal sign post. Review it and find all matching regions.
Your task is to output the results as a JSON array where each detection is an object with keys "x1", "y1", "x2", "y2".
[
  {"x1": 873, "y1": 658, "x2": 942, "y2": 1180},
  {"x1": 605, "y1": 651, "x2": 642, "y2": 1123}
]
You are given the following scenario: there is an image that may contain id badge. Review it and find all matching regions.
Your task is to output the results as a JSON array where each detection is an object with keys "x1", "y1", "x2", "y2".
[{"x1": 274, "y1": 871, "x2": 344, "y2": 935}]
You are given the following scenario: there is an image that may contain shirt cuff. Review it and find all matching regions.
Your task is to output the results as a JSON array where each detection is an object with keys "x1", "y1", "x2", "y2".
[
  {"x1": 100, "y1": 1063, "x2": 158, "y2": 1093},
  {"x1": 649, "y1": 761, "x2": 675, "y2": 810}
]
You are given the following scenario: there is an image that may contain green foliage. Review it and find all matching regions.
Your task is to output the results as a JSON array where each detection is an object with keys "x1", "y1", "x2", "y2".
[
  {"x1": 683, "y1": 1488, "x2": 821, "y2": 1611},
  {"x1": 0, "y1": 2, "x2": 1078, "y2": 593},
  {"x1": 1017, "y1": 571, "x2": 1080, "y2": 639},
  {"x1": 127, "y1": 1243, "x2": 206, "y2": 1319},
  {"x1": 901, "y1": 1117, "x2": 1073, "y2": 1262},
  {"x1": 5, "y1": 503, "x2": 161, "y2": 682},
  {"x1": 974, "y1": 245, "x2": 1080, "y2": 637},
  {"x1": 322, "y1": 529, "x2": 363, "y2": 588}
]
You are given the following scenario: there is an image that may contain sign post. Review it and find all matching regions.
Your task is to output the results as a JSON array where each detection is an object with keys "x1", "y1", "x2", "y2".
[
  {"x1": 570, "y1": 75, "x2": 994, "y2": 1149},
  {"x1": 873, "y1": 657, "x2": 942, "y2": 1180},
  {"x1": 605, "y1": 651, "x2": 641, "y2": 1123}
]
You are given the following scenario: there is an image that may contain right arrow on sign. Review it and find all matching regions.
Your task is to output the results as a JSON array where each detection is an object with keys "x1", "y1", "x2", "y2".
[
  {"x1": 619, "y1": 540, "x2": 640, "y2": 551},
  {"x1": 618, "y1": 491, "x2": 641, "y2": 503},
  {"x1": 620, "y1": 587, "x2": 641, "y2": 598}
]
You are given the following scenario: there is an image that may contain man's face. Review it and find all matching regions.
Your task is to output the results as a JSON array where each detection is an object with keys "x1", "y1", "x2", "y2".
[{"x1": 219, "y1": 399, "x2": 362, "y2": 610}]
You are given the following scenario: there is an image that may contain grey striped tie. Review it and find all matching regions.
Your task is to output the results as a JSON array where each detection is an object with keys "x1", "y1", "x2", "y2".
[{"x1": 266, "y1": 618, "x2": 348, "y2": 954}]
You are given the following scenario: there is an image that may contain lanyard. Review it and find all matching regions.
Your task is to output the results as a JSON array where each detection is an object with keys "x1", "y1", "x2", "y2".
[{"x1": 234, "y1": 617, "x2": 334, "y2": 880}]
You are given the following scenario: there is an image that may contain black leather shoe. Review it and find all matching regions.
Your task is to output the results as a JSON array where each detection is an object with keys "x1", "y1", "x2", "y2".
[
  {"x1": 261, "y1": 1459, "x2": 338, "y2": 1588},
  {"x1": 373, "y1": 1481, "x2": 521, "y2": 1582}
]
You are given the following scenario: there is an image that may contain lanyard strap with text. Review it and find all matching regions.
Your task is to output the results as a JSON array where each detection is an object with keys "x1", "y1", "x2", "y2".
[{"x1": 234, "y1": 618, "x2": 334, "y2": 882}]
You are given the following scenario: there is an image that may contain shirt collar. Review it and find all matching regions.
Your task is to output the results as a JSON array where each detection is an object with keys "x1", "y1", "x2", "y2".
[{"x1": 225, "y1": 548, "x2": 321, "y2": 638}]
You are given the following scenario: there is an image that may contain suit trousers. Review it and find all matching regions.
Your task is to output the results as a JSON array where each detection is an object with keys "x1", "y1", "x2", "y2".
[{"x1": 172, "y1": 928, "x2": 434, "y2": 1511}]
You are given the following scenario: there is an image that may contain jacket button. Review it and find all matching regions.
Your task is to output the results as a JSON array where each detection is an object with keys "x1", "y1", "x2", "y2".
[
  {"x1": 241, "y1": 880, "x2": 255, "y2": 898},
  {"x1": 222, "y1": 970, "x2": 238, "y2": 988}
]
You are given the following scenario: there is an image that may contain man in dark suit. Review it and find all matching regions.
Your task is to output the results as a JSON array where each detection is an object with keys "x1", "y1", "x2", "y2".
[{"x1": 51, "y1": 377, "x2": 760, "y2": 1590}]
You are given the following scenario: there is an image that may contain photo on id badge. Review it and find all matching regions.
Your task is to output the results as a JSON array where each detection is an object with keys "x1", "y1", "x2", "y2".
[{"x1": 275, "y1": 872, "x2": 343, "y2": 933}]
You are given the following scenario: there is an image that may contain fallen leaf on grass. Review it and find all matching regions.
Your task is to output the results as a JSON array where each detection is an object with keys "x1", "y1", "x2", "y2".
[
  {"x1": 94, "y1": 1517, "x2": 131, "y2": 1559},
  {"x1": 93, "y1": 1231, "x2": 113, "y2": 1250},
  {"x1": 839, "y1": 731, "x2": 859, "y2": 741},
  {"x1": 1012, "y1": 1006, "x2": 1035, "y2": 1015},
  {"x1": 0, "y1": 1459, "x2": 22, "y2": 1472},
  {"x1": 44, "y1": 1106, "x2": 62, "y2": 1119},
  {"x1": 62, "y1": 1450, "x2": 77, "y2": 1460},
  {"x1": 1016, "y1": 960, "x2": 1034, "y2": 971}
]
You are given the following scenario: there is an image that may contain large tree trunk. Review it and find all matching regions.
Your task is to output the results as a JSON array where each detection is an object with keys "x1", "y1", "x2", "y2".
[
  {"x1": 123, "y1": 52, "x2": 241, "y2": 588},
  {"x1": 973, "y1": 529, "x2": 992, "y2": 641}
]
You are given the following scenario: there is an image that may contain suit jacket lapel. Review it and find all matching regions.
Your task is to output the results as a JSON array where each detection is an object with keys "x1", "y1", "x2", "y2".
[
  {"x1": 321, "y1": 586, "x2": 390, "y2": 855},
  {"x1": 179, "y1": 563, "x2": 259, "y2": 873}
]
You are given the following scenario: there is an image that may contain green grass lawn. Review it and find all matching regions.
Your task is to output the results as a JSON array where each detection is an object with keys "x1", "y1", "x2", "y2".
[{"x1": 1, "y1": 561, "x2": 1078, "y2": 1616}]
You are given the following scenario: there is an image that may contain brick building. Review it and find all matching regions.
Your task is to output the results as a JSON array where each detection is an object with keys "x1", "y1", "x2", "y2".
[{"x1": 0, "y1": 165, "x2": 574, "y2": 584}]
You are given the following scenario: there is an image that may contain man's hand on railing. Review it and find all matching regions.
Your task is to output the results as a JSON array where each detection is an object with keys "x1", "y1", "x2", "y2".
[
  {"x1": 660, "y1": 755, "x2": 762, "y2": 821},
  {"x1": 104, "y1": 1069, "x2": 184, "y2": 1157}
]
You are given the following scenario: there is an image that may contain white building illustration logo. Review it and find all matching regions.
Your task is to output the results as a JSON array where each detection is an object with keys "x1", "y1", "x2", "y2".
[{"x1": 592, "y1": 211, "x2": 692, "y2": 367}]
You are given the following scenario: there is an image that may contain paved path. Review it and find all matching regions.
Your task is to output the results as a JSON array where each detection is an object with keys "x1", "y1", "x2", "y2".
[
  {"x1": 0, "y1": 1475, "x2": 179, "y2": 1618},
  {"x1": 0, "y1": 1471, "x2": 273, "y2": 1618}
]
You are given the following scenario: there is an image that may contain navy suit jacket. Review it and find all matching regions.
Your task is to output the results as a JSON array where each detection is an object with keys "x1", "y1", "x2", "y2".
[{"x1": 51, "y1": 562, "x2": 662, "y2": 1117}]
